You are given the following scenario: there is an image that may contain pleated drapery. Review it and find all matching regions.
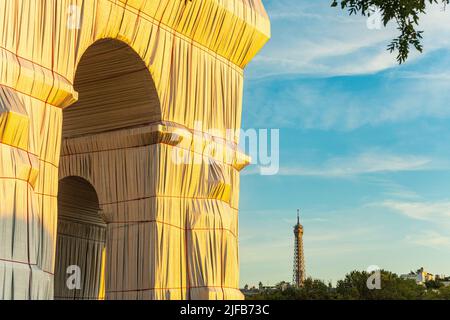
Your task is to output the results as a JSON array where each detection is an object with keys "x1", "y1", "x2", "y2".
[{"x1": 0, "y1": 0, "x2": 270, "y2": 300}]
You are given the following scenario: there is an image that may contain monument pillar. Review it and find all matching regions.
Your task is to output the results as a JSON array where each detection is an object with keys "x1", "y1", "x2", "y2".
[{"x1": 0, "y1": 47, "x2": 77, "y2": 299}]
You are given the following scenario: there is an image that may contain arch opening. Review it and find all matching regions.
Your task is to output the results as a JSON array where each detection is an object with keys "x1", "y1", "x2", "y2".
[
  {"x1": 63, "y1": 38, "x2": 161, "y2": 138},
  {"x1": 54, "y1": 176, "x2": 105, "y2": 300}
]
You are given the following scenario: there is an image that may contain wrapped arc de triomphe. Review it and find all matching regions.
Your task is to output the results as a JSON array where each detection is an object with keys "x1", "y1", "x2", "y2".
[{"x1": 0, "y1": 0, "x2": 270, "y2": 300}]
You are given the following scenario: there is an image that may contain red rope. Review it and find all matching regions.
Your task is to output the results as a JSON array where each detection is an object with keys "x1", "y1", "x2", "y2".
[
  {"x1": 100, "y1": 194, "x2": 238, "y2": 211},
  {"x1": 0, "y1": 141, "x2": 58, "y2": 168},
  {"x1": 0, "y1": 46, "x2": 72, "y2": 84},
  {"x1": 106, "y1": 285, "x2": 239, "y2": 293},
  {"x1": 109, "y1": 219, "x2": 237, "y2": 239},
  {"x1": 105, "y1": 0, "x2": 245, "y2": 73},
  {"x1": 0, "y1": 84, "x2": 59, "y2": 108},
  {"x1": 0, "y1": 258, "x2": 54, "y2": 276}
]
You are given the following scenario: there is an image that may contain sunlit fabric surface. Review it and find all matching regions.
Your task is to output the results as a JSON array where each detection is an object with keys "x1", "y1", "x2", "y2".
[{"x1": 0, "y1": 0, "x2": 270, "y2": 300}]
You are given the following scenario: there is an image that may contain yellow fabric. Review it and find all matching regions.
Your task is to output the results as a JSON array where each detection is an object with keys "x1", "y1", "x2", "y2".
[
  {"x1": 98, "y1": 247, "x2": 106, "y2": 300},
  {"x1": 0, "y1": 0, "x2": 270, "y2": 300},
  {"x1": 0, "y1": 112, "x2": 29, "y2": 151}
]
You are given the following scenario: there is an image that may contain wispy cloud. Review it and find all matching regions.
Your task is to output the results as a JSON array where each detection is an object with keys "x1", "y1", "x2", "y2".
[
  {"x1": 365, "y1": 177, "x2": 421, "y2": 200},
  {"x1": 249, "y1": 1, "x2": 450, "y2": 79},
  {"x1": 382, "y1": 200, "x2": 450, "y2": 223},
  {"x1": 244, "y1": 64, "x2": 450, "y2": 130},
  {"x1": 405, "y1": 230, "x2": 450, "y2": 249},
  {"x1": 244, "y1": 151, "x2": 432, "y2": 177},
  {"x1": 242, "y1": 1, "x2": 450, "y2": 132},
  {"x1": 306, "y1": 226, "x2": 377, "y2": 242}
]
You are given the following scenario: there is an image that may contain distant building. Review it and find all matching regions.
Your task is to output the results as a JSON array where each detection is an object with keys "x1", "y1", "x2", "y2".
[
  {"x1": 435, "y1": 274, "x2": 450, "y2": 287},
  {"x1": 241, "y1": 281, "x2": 290, "y2": 297},
  {"x1": 293, "y1": 209, "x2": 306, "y2": 287},
  {"x1": 435, "y1": 274, "x2": 449, "y2": 281},
  {"x1": 401, "y1": 267, "x2": 435, "y2": 285},
  {"x1": 241, "y1": 285, "x2": 260, "y2": 297}
]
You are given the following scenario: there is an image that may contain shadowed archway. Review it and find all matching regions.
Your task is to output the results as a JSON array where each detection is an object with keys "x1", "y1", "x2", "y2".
[
  {"x1": 54, "y1": 176, "x2": 105, "y2": 300},
  {"x1": 63, "y1": 38, "x2": 161, "y2": 138}
]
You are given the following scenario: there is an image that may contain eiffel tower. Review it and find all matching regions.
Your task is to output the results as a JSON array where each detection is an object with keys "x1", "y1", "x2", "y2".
[{"x1": 293, "y1": 209, "x2": 305, "y2": 287}]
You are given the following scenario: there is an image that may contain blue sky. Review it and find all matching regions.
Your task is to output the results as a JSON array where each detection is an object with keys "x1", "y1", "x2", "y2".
[{"x1": 239, "y1": 0, "x2": 450, "y2": 286}]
